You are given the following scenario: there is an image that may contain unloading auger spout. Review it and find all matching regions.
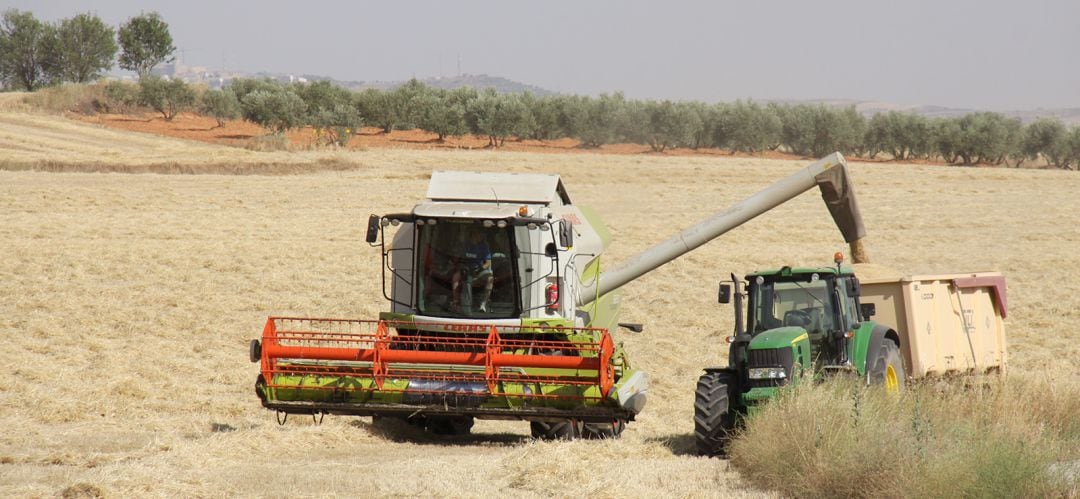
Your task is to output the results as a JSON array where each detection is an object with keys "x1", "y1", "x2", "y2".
[{"x1": 578, "y1": 152, "x2": 867, "y2": 306}]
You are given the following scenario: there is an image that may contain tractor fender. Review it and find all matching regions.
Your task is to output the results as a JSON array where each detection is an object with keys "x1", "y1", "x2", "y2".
[
  {"x1": 852, "y1": 324, "x2": 899, "y2": 378},
  {"x1": 702, "y1": 367, "x2": 744, "y2": 396}
]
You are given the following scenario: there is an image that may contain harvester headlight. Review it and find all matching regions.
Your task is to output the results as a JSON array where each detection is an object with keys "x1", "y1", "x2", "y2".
[
  {"x1": 416, "y1": 219, "x2": 425, "y2": 226},
  {"x1": 527, "y1": 223, "x2": 538, "y2": 230},
  {"x1": 748, "y1": 367, "x2": 787, "y2": 380},
  {"x1": 483, "y1": 220, "x2": 495, "y2": 228},
  {"x1": 427, "y1": 219, "x2": 437, "y2": 225},
  {"x1": 496, "y1": 220, "x2": 508, "y2": 228},
  {"x1": 381, "y1": 218, "x2": 391, "y2": 227}
]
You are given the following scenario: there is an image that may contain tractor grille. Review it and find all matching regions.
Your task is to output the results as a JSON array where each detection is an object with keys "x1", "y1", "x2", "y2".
[{"x1": 747, "y1": 347, "x2": 794, "y2": 388}]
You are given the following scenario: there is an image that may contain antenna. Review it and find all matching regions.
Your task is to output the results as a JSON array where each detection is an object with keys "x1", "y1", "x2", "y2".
[{"x1": 491, "y1": 188, "x2": 500, "y2": 207}]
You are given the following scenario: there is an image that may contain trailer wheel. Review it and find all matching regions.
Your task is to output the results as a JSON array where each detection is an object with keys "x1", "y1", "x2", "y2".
[
  {"x1": 581, "y1": 419, "x2": 626, "y2": 439},
  {"x1": 870, "y1": 340, "x2": 906, "y2": 393},
  {"x1": 694, "y1": 372, "x2": 738, "y2": 457},
  {"x1": 530, "y1": 419, "x2": 581, "y2": 440}
]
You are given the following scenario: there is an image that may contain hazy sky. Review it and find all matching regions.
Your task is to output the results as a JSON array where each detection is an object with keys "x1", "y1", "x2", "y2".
[{"x1": 5, "y1": 0, "x2": 1078, "y2": 110}]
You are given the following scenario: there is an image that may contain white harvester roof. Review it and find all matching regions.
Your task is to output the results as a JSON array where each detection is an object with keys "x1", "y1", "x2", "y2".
[{"x1": 426, "y1": 171, "x2": 571, "y2": 206}]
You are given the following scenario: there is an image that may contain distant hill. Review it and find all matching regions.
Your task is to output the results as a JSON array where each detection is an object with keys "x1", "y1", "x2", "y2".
[{"x1": 328, "y1": 74, "x2": 557, "y2": 96}]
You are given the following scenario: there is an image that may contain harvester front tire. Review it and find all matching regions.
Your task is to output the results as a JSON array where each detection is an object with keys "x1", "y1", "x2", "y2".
[
  {"x1": 581, "y1": 420, "x2": 626, "y2": 439},
  {"x1": 694, "y1": 372, "x2": 737, "y2": 457},
  {"x1": 426, "y1": 416, "x2": 475, "y2": 436},
  {"x1": 869, "y1": 340, "x2": 906, "y2": 392},
  {"x1": 530, "y1": 419, "x2": 581, "y2": 440}
]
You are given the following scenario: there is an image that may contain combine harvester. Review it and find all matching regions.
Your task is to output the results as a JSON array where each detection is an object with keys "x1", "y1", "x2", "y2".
[{"x1": 249, "y1": 153, "x2": 872, "y2": 439}]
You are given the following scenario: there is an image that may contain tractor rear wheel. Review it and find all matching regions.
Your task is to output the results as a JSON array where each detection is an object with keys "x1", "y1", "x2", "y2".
[
  {"x1": 694, "y1": 371, "x2": 738, "y2": 457},
  {"x1": 530, "y1": 419, "x2": 581, "y2": 440},
  {"x1": 869, "y1": 340, "x2": 906, "y2": 392}
]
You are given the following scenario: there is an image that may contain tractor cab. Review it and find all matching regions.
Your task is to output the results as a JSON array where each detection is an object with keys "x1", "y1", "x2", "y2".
[
  {"x1": 720, "y1": 254, "x2": 870, "y2": 389},
  {"x1": 745, "y1": 265, "x2": 863, "y2": 366}
]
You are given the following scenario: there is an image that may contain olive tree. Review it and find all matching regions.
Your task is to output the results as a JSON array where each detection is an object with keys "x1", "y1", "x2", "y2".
[
  {"x1": 1065, "y1": 126, "x2": 1080, "y2": 170},
  {"x1": 52, "y1": 13, "x2": 117, "y2": 83},
  {"x1": 467, "y1": 89, "x2": 529, "y2": 147},
  {"x1": 566, "y1": 93, "x2": 627, "y2": 148},
  {"x1": 725, "y1": 100, "x2": 782, "y2": 153},
  {"x1": 0, "y1": 9, "x2": 55, "y2": 90},
  {"x1": 227, "y1": 77, "x2": 282, "y2": 102},
  {"x1": 864, "y1": 111, "x2": 931, "y2": 161},
  {"x1": 292, "y1": 80, "x2": 361, "y2": 145},
  {"x1": 139, "y1": 76, "x2": 195, "y2": 120},
  {"x1": 413, "y1": 88, "x2": 468, "y2": 141},
  {"x1": 778, "y1": 104, "x2": 865, "y2": 157},
  {"x1": 118, "y1": 12, "x2": 175, "y2": 79},
  {"x1": 241, "y1": 89, "x2": 307, "y2": 134},
  {"x1": 199, "y1": 88, "x2": 241, "y2": 127},
  {"x1": 949, "y1": 112, "x2": 1019, "y2": 165},
  {"x1": 354, "y1": 88, "x2": 408, "y2": 134},
  {"x1": 1020, "y1": 118, "x2": 1069, "y2": 168}
]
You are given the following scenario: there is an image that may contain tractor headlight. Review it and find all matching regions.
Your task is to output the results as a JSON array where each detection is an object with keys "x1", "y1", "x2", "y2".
[{"x1": 748, "y1": 367, "x2": 787, "y2": 380}]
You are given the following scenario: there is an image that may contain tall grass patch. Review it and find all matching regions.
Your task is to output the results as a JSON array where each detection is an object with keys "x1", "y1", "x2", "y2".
[
  {"x1": 22, "y1": 82, "x2": 107, "y2": 115},
  {"x1": 729, "y1": 374, "x2": 1079, "y2": 498}
]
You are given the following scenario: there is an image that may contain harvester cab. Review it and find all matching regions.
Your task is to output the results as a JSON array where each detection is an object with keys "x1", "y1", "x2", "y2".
[{"x1": 369, "y1": 171, "x2": 590, "y2": 326}]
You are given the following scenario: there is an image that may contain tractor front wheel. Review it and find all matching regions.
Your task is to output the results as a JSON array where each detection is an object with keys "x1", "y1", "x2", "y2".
[{"x1": 694, "y1": 371, "x2": 738, "y2": 457}]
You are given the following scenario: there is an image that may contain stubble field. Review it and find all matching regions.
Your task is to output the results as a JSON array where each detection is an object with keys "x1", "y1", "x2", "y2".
[{"x1": 1, "y1": 110, "x2": 1079, "y2": 497}]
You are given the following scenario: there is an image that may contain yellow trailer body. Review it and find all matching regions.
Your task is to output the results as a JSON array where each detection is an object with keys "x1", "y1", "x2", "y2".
[{"x1": 856, "y1": 269, "x2": 1007, "y2": 377}]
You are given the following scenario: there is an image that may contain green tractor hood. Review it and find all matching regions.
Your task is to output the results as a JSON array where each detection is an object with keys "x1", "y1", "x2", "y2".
[{"x1": 749, "y1": 326, "x2": 809, "y2": 350}]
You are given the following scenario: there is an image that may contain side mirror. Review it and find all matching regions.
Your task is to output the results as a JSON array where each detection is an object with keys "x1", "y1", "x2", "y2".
[
  {"x1": 718, "y1": 283, "x2": 731, "y2": 304},
  {"x1": 558, "y1": 219, "x2": 574, "y2": 248},
  {"x1": 847, "y1": 277, "x2": 861, "y2": 297},
  {"x1": 860, "y1": 303, "x2": 876, "y2": 319},
  {"x1": 365, "y1": 214, "x2": 380, "y2": 244}
]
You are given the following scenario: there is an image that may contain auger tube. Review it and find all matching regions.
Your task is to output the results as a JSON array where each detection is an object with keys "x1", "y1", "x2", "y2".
[{"x1": 578, "y1": 152, "x2": 868, "y2": 306}]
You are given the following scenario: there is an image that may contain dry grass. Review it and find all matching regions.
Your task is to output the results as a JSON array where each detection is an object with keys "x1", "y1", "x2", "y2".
[
  {"x1": 1, "y1": 107, "x2": 1079, "y2": 496},
  {"x1": 730, "y1": 374, "x2": 1080, "y2": 498}
]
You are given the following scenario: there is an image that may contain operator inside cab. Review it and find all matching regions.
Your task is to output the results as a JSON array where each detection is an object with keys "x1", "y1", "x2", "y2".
[{"x1": 452, "y1": 227, "x2": 494, "y2": 313}]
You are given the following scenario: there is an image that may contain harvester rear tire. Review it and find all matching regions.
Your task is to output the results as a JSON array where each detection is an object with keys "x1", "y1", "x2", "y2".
[
  {"x1": 530, "y1": 419, "x2": 581, "y2": 440},
  {"x1": 869, "y1": 340, "x2": 906, "y2": 392},
  {"x1": 581, "y1": 420, "x2": 626, "y2": 439},
  {"x1": 694, "y1": 372, "x2": 738, "y2": 457}
]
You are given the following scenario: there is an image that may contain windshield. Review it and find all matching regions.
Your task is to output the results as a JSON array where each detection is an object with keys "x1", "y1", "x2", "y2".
[
  {"x1": 749, "y1": 276, "x2": 836, "y2": 335},
  {"x1": 416, "y1": 220, "x2": 519, "y2": 319}
]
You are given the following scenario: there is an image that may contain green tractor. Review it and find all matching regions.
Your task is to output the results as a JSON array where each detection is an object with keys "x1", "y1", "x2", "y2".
[{"x1": 694, "y1": 256, "x2": 905, "y2": 456}]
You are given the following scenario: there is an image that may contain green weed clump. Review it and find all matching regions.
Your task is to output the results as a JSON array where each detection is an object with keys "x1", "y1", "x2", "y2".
[{"x1": 729, "y1": 373, "x2": 1080, "y2": 498}]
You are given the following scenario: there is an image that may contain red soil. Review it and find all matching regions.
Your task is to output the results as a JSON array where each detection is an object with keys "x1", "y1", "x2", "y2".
[{"x1": 75, "y1": 111, "x2": 954, "y2": 166}]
